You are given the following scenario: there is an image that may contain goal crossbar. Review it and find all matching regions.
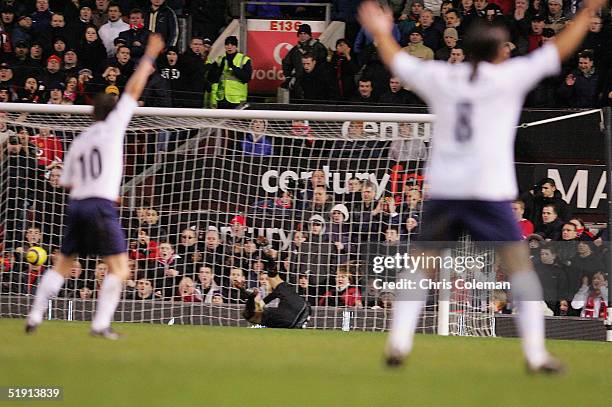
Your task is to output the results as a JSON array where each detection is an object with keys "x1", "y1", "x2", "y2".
[{"x1": 0, "y1": 102, "x2": 434, "y2": 123}]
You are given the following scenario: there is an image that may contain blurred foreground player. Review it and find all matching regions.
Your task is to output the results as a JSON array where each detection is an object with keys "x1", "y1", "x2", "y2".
[
  {"x1": 26, "y1": 34, "x2": 166, "y2": 339},
  {"x1": 358, "y1": 0, "x2": 607, "y2": 373},
  {"x1": 243, "y1": 271, "x2": 310, "y2": 329}
]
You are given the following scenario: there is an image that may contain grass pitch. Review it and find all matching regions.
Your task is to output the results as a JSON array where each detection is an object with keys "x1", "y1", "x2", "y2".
[{"x1": 1, "y1": 319, "x2": 610, "y2": 407}]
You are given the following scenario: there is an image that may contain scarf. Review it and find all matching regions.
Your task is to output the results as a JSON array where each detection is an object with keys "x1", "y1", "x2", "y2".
[{"x1": 582, "y1": 293, "x2": 607, "y2": 319}]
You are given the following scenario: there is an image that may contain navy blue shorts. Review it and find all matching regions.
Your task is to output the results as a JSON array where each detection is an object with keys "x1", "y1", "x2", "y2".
[
  {"x1": 418, "y1": 199, "x2": 522, "y2": 243},
  {"x1": 60, "y1": 198, "x2": 127, "y2": 257}
]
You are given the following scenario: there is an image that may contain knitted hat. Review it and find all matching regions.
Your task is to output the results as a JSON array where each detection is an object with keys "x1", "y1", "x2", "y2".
[
  {"x1": 297, "y1": 23, "x2": 312, "y2": 36},
  {"x1": 330, "y1": 204, "x2": 350, "y2": 222},
  {"x1": 443, "y1": 28, "x2": 459, "y2": 40}
]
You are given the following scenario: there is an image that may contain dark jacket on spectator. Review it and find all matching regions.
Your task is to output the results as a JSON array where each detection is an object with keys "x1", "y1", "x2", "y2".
[
  {"x1": 282, "y1": 38, "x2": 328, "y2": 79},
  {"x1": 118, "y1": 26, "x2": 148, "y2": 62},
  {"x1": 379, "y1": 89, "x2": 418, "y2": 105},
  {"x1": 145, "y1": 3, "x2": 179, "y2": 46},
  {"x1": 558, "y1": 68, "x2": 602, "y2": 108},
  {"x1": 536, "y1": 218, "x2": 564, "y2": 241},
  {"x1": 329, "y1": 51, "x2": 359, "y2": 100},
  {"x1": 174, "y1": 48, "x2": 210, "y2": 107},
  {"x1": 523, "y1": 189, "x2": 572, "y2": 227},
  {"x1": 535, "y1": 262, "x2": 568, "y2": 308},
  {"x1": 31, "y1": 10, "x2": 53, "y2": 35},
  {"x1": 78, "y1": 40, "x2": 108, "y2": 74},
  {"x1": 294, "y1": 63, "x2": 339, "y2": 103},
  {"x1": 142, "y1": 71, "x2": 172, "y2": 107}
]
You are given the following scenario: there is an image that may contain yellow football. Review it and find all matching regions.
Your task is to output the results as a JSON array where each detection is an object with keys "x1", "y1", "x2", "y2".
[{"x1": 26, "y1": 246, "x2": 48, "y2": 266}]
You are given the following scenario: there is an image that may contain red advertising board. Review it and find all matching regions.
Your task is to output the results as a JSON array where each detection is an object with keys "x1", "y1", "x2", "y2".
[{"x1": 247, "y1": 20, "x2": 326, "y2": 94}]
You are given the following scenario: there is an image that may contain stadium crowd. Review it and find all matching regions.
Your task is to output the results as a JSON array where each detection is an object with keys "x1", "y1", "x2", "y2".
[
  {"x1": 0, "y1": 1, "x2": 608, "y2": 107},
  {"x1": 0, "y1": 0, "x2": 609, "y2": 320}
]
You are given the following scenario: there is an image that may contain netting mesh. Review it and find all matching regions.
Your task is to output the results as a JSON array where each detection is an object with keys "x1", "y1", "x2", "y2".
[{"x1": 0, "y1": 109, "x2": 494, "y2": 334}]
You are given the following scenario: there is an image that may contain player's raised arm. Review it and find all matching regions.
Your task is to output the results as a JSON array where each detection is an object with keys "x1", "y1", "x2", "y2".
[
  {"x1": 552, "y1": 0, "x2": 607, "y2": 61},
  {"x1": 357, "y1": 1, "x2": 402, "y2": 69},
  {"x1": 123, "y1": 33, "x2": 165, "y2": 101}
]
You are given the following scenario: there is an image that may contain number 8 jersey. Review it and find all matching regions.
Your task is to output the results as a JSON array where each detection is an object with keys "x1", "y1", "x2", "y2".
[
  {"x1": 60, "y1": 95, "x2": 138, "y2": 201},
  {"x1": 390, "y1": 44, "x2": 560, "y2": 201}
]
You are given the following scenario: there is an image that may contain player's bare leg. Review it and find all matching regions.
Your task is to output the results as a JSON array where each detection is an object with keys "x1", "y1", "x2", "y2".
[
  {"x1": 90, "y1": 252, "x2": 129, "y2": 340},
  {"x1": 497, "y1": 242, "x2": 564, "y2": 374},
  {"x1": 26, "y1": 253, "x2": 76, "y2": 333},
  {"x1": 385, "y1": 248, "x2": 436, "y2": 367}
]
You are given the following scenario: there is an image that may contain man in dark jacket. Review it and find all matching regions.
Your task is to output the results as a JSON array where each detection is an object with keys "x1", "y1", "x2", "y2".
[
  {"x1": 535, "y1": 243, "x2": 568, "y2": 315},
  {"x1": 329, "y1": 38, "x2": 358, "y2": 100},
  {"x1": 535, "y1": 204, "x2": 565, "y2": 241},
  {"x1": 292, "y1": 53, "x2": 338, "y2": 103},
  {"x1": 521, "y1": 177, "x2": 571, "y2": 227},
  {"x1": 118, "y1": 9, "x2": 148, "y2": 62},
  {"x1": 145, "y1": 0, "x2": 178, "y2": 47},
  {"x1": 281, "y1": 23, "x2": 328, "y2": 96},
  {"x1": 558, "y1": 50, "x2": 602, "y2": 107}
]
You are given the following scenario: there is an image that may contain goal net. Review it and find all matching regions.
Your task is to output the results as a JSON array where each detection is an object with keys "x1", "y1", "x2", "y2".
[{"x1": 0, "y1": 105, "x2": 495, "y2": 335}]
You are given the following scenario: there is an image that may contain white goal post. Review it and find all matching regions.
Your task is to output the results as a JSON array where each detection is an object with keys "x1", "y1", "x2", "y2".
[{"x1": 0, "y1": 102, "x2": 496, "y2": 336}]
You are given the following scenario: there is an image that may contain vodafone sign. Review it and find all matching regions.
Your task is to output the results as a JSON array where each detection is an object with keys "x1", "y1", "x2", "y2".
[{"x1": 247, "y1": 19, "x2": 326, "y2": 94}]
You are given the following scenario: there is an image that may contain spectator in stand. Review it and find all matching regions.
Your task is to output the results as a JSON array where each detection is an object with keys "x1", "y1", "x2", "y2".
[
  {"x1": 525, "y1": 30, "x2": 561, "y2": 107},
  {"x1": 434, "y1": 27, "x2": 459, "y2": 61},
  {"x1": 99, "y1": 3, "x2": 130, "y2": 57},
  {"x1": 145, "y1": 0, "x2": 178, "y2": 47},
  {"x1": 536, "y1": 204, "x2": 564, "y2": 240},
  {"x1": 178, "y1": 276, "x2": 202, "y2": 302},
  {"x1": 118, "y1": 8, "x2": 148, "y2": 63},
  {"x1": 522, "y1": 177, "x2": 571, "y2": 226},
  {"x1": 459, "y1": 0, "x2": 478, "y2": 28},
  {"x1": 303, "y1": 186, "x2": 334, "y2": 221},
  {"x1": 209, "y1": 36, "x2": 251, "y2": 109},
  {"x1": 351, "y1": 180, "x2": 379, "y2": 242},
  {"x1": 177, "y1": 226, "x2": 200, "y2": 257},
  {"x1": 39, "y1": 54, "x2": 66, "y2": 90},
  {"x1": 51, "y1": 36, "x2": 68, "y2": 60},
  {"x1": 512, "y1": 199, "x2": 534, "y2": 239},
  {"x1": 556, "y1": 222, "x2": 579, "y2": 267},
  {"x1": 545, "y1": 0, "x2": 568, "y2": 33},
  {"x1": 571, "y1": 271, "x2": 608, "y2": 318},
  {"x1": 138, "y1": 207, "x2": 167, "y2": 241},
  {"x1": 169, "y1": 37, "x2": 211, "y2": 108},
  {"x1": 331, "y1": 0, "x2": 361, "y2": 44},
  {"x1": 581, "y1": 15, "x2": 605, "y2": 66},
  {"x1": 281, "y1": 23, "x2": 328, "y2": 95},
  {"x1": 78, "y1": 25, "x2": 107, "y2": 74},
  {"x1": 293, "y1": 52, "x2": 338, "y2": 103},
  {"x1": 319, "y1": 263, "x2": 362, "y2": 307},
  {"x1": 351, "y1": 78, "x2": 378, "y2": 104},
  {"x1": 60, "y1": 47, "x2": 78, "y2": 73},
  {"x1": 17, "y1": 76, "x2": 43, "y2": 103},
  {"x1": 418, "y1": 9, "x2": 442, "y2": 51},
  {"x1": 24, "y1": 41, "x2": 44, "y2": 80},
  {"x1": 12, "y1": 226, "x2": 47, "y2": 294},
  {"x1": 444, "y1": 9, "x2": 464, "y2": 35},
  {"x1": 380, "y1": 77, "x2": 416, "y2": 104},
  {"x1": 196, "y1": 265, "x2": 221, "y2": 303},
  {"x1": 389, "y1": 122, "x2": 428, "y2": 165},
  {"x1": 129, "y1": 228, "x2": 160, "y2": 265},
  {"x1": 509, "y1": 0, "x2": 532, "y2": 55},
  {"x1": 448, "y1": 45, "x2": 466, "y2": 63},
  {"x1": 0, "y1": 63, "x2": 15, "y2": 94},
  {"x1": 402, "y1": 0, "x2": 425, "y2": 23},
  {"x1": 241, "y1": 119, "x2": 273, "y2": 156},
  {"x1": 38, "y1": 12, "x2": 74, "y2": 53},
  {"x1": 46, "y1": 82, "x2": 67, "y2": 105},
  {"x1": 30, "y1": 126, "x2": 63, "y2": 167},
  {"x1": 566, "y1": 240, "x2": 605, "y2": 301},
  {"x1": 225, "y1": 267, "x2": 249, "y2": 303},
  {"x1": 152, "y1": 241, "x2": 181, "y2": 298},
  {"x1": 527, "y1": 14, "x2": 546, "y2": 52},
  {"x1": 75, "y1": 5, "x2": 95, "y2": 39},
  {"x1": 558, "y1": 49, "x2": 602, "y2": 107},
  {"x1": 130, "y1": 278, "x2": 155, "y2": 300},
  {"x1": 92, "y1": 0, "x2": 110, "y2": 27},
  {"x1": 534, "y1": 243, "x2": 568, "y2": 315},
  {"x1": 31, "y1": 0, "x2": 53, "y2": 35},
  {"x1": 296, "y1": 215, "x2": 335, "y2": 299},
  {"x1": 9, "y1": 41, "x2": 30, "y2": 83},
  {"x1": 12, "y1": 15, "x2": 34, "y2": 49},
  {"x1": 107, "y1": 44, "x2": 135, "y2": 79},
  {"x1": 328, "y1": 203, "x2": 352, "y2": 265},
  {"x1": 330, "y1": 38, "x2": 358, "y2": 101},
  {"x1": 402, "y1": 27, "x2": 434, "y2": 60},
  {"x1": 569, "y1": 217, "x2": 596, "y2": 240}
]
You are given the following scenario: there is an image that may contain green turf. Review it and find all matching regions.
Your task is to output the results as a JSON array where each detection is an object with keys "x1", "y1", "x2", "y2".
[{"x1": 0, "y1": 319, "x2": 610, "y2": 407}]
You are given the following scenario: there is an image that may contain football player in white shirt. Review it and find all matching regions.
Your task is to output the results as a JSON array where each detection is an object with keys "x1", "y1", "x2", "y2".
[
  {"x1": 358, "y1": 0, "x2": 606, "y2": 373},
  {"x1": 26, "y1": 34, "x2": 166, "y2": 339}
]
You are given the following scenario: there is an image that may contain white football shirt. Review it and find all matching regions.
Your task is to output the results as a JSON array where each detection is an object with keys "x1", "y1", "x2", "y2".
[
  {"x1": 391, "y1": 44, "x2": 560, "y2": 201},
  {"x1": 60, "y1": 95, "x2": 138, "y2": 201}
]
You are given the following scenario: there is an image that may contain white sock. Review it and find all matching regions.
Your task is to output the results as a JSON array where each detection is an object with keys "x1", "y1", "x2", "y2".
[
  {"x1": 388, "y1": 271, "x2": 427, "y2": 355},
  {"x1": 510, "y1": 272, "x2": 548, "y2": 366},
  {"x1": 91, "y1": 274, "x2": 123, "y2": 331},
  {"x1": 27, "y1": 269, "x2": 65, "y2": 325}
]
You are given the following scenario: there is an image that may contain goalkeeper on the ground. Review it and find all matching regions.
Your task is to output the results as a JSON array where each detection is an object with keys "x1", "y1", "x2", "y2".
[{"x1": 243, "y1": 270, "x2": 310, "y2": 328}]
